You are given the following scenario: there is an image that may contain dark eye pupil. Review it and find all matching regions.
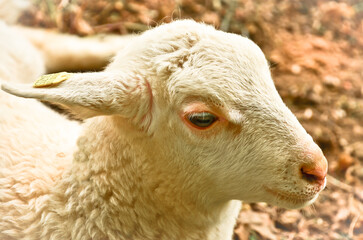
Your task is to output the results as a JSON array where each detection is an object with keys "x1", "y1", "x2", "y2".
[{"x1": 188, "y1": 112, "x2": 217, "y2": 128}]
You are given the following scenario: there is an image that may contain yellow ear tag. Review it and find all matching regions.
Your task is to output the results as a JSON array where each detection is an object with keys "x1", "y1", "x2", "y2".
[{"x1": 33, "y1": 72, "x2": 72, "y2": 88}]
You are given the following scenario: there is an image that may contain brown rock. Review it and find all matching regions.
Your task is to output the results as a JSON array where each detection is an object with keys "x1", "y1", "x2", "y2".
[
  {"x1": 352, "y1": 142, "x2": 363, "y2": 160},
  {"x1": 337, "y1": 153, "x2": 354, "y2": 171},
  {"x1": 277, "y1": 210, "x2": 302, "y2": 231}
]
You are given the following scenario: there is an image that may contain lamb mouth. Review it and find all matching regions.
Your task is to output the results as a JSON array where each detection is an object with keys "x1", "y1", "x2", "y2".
[{"x1": 264, "y1": 186, "x2": 317, "y2": 204}]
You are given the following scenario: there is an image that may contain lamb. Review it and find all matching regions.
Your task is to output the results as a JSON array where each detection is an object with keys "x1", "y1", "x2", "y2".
[
  {"x1": 0, "y1": 19, "x2": 81, "y2": 237},
  {"x1": 15, "y1": 26, "x2": 136, "y2": 72},
  {"x1": 0, "y1": 20, "x2": 328, "y2": 240},
  {"x1": 0, "y1": 0, "x2": 30, "y2": 25},
  {"x1": 0, "y1": 20, "x2": 44, "y2": 84},
  {"x1": 0, "y1": 0, "x2": 135, "y2": 73}
]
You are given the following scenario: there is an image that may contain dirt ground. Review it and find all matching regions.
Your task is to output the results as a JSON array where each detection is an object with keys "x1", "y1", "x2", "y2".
[{"x1": 18, "y1": 0, "x2": 363, "y2": 239}]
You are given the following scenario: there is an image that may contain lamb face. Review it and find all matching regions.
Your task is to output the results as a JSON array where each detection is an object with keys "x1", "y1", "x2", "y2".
[
  {"x1": 114, "y1": 20, "x2": 328, "y2": 209},
  {"x1": 1, "y1": 20, "x2": 327, "y2": 210}
]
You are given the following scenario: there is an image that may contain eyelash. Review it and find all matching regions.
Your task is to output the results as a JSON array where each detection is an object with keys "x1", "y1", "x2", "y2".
[{"x1": 187, "y1": 112, "x2": 218, "y2": 129}]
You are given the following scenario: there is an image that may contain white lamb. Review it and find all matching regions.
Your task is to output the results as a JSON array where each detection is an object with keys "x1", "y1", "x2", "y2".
[
  {"x1": 0, "y1": 20, "x2": 44, "y2": 84},
  {"x1": 15, "y1": 26, "x2": 136, "y2": 73},
  {"x1": 0, "y1": 0, "x2": 29, "y2": 25},
  {"x1": 1, "y1": 20, "x2": 328, "y2": 240},
  {"x1": 0, "y1": 0, "x2": 135, "y2": 73}
]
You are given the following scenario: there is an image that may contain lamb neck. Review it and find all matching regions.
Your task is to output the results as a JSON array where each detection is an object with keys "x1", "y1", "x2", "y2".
[{"x1": 42, "y1": 116, "x2": 241, "y2": 240}]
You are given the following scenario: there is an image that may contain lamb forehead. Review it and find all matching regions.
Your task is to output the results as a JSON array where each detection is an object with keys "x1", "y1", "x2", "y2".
[
  {"x1": 155, "y1": 22, "x2": 276, "y2": 105},
  {"x1": 168, "y1": 41, "x2": 273, "y2": 96},
  {"x1": 110, "y1": 20, "x2": 277, "y2": 105},
  {"x1": 145, "y1": 20, "x2": 269, "y2": 68}
]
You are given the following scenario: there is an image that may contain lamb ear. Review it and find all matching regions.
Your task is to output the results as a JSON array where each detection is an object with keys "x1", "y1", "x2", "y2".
[{"x1": 1, "y1": 71, "x2": 153, "y2": 129}]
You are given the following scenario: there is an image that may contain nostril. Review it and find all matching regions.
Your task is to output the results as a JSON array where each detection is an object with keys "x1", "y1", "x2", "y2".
[{"x1": 300, "y1": 165, "x2": 327, "y2": 185}]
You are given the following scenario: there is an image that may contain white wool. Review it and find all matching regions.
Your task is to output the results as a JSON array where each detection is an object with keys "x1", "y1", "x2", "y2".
[
  {"x1": 0, "y1": 20, "x2": 327, "y2": 240},
  {"x1": 0, "y1": 0, "x2": 135, "y2": 74},
  {"x1": 0, "y1": 20, "x2": 81, "y2": 238},
  {"x1": 0, "y1": 0, "x2": 29, "y2": 24},
  {"x1": 15, "y1": 26, "x2": 136, "y2": 73},
  {"x1": 0, "y1": 21, "x2": 44, "y2": 84}
]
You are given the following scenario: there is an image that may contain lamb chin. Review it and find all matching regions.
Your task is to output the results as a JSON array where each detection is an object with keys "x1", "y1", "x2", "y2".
[{"x1": 264, "y1": 186, "x2": 320, "y2": 209}]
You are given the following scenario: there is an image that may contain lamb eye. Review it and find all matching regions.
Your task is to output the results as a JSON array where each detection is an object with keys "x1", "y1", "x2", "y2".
[{"x1": 188, "y1": 112, "x2": 217, "y2": 128}]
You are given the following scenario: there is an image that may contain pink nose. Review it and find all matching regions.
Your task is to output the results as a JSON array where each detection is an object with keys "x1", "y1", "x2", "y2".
[
  {"x1": 299, "y1": 144, "x2": 328, "y2": 186},
  {"x1": 300, "y1": 164, "x2": 327, "y2": 186}
]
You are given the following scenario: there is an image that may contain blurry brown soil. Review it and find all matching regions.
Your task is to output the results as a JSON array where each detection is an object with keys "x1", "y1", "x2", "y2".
[{"x1": 19, "y1": 0, "x2": 363, "y2": 239}]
